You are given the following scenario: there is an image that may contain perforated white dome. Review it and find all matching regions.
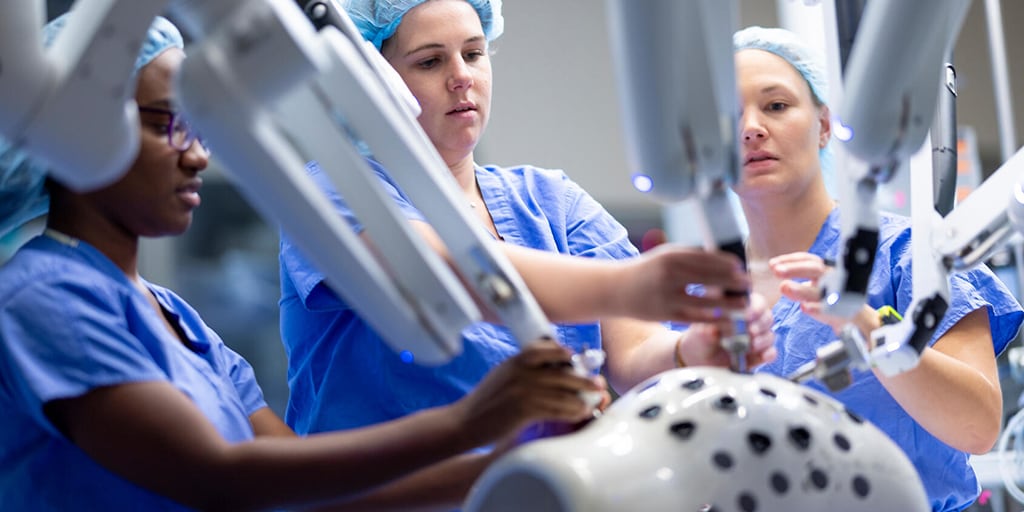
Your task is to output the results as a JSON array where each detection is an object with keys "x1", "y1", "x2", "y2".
[{"x1": 466, "y1": 367, "x2": 927, "y2": 512}]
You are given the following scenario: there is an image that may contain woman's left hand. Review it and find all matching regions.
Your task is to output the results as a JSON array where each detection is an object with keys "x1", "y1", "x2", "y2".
[
  {"x1": 770, "y1": 252, "x2": 849, "y2": 331},
  {"x1": 771, "y1": 251, "x2": 882, "y2": 341}
]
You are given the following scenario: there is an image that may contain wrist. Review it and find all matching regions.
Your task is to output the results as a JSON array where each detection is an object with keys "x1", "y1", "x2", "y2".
[
  {"x1": 674, "y1": 332, "x2": 687, "y2": 368},
  {"x1": 603, "y1": 260, "x2": 633, "y2": 317}
]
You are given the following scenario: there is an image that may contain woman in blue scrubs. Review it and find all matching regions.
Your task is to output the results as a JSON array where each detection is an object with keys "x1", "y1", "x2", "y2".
[
  {"x1": 0, "y1": 13, "x2": 605, "y2": 511},
  {"x1": 279, "y1": 0, "x2": 779, "y2": 439},
  {"x1": 732, "y1": 26, "x2": 1024, "y2": 511}
]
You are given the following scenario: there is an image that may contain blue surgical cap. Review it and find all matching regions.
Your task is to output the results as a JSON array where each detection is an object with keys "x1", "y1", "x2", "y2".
[
  {"x1": 734, "y1": 26, "x2": 835, "y2": 192},
  {"x1": 343, "y1": 0, "x2": 504, "y2": 51},
  {"x1": 734, "y1": 26, "x2": 828, "y2": 106},
  {"x1": 0, "y1": 14, "x2": 184, "y2": 237}
]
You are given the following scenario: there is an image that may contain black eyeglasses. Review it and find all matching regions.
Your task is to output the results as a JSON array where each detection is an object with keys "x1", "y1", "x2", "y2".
[{"x1": 138, "y1": 106, "x2": 206, "y2": 151}]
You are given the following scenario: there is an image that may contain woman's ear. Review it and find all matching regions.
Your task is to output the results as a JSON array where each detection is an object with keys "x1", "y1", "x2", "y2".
[{"x1": 818, "y1": 104, "x2": 831, "y2": 149}]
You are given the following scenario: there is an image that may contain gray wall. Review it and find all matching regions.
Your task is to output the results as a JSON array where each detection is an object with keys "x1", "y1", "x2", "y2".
[{"x1": 480, "y1": 0, "x2": 1024, "y2": 215}]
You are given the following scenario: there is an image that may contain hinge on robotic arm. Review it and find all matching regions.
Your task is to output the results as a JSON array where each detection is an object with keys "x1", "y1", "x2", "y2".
[
  {"x1": 789, "y1": 291, "x2": 949, "y2": 390},
  {"x1": 789, "y1": 324, "x2": 871, "y2": 392},
  {"x1": 821, "y1": 165, "x2": 880, "y2": 317},
  {"x1": 870, "y1": 294, "x2": 949, "y2": 375},
  {"x1": 295, "y1": 0, "x2": 343, "y2": 31}
]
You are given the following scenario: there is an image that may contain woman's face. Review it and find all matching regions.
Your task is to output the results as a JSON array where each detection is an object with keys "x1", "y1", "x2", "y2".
[
  {"x1": 382, "y1": 0, "x2": 492, "y2": 167},
  {"x1": 89, "y1": 48, "x2": 209, "y2": 238},
  {"x1": 732, "y1": 48, "x2": 830, "y2": 202}
]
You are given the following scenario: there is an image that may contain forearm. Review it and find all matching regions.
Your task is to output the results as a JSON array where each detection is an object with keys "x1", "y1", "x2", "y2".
[
  {"x1": 59, "y1": 382, "x2": 486, "y2": 511},
  {"x1": 397, "y1": 221, "x2": 625, "y2": 324},
  {"x1": 215, "y1": 406, "x2": 482, "y2": 510},
  {"x1": 603, "y1": 318, "x2": 677, "y2": 394},
  {"x1": 502, "y1": 244, "x2": 627, "y2": 323},
  {"x1": 859, "y1": 308, "x2": 1002, "y2": 453},
  {"x1": 316, "y1": 452, "x2": 497, "y2": 511},
  {"x1": 875, "y1": 348, "x2": 1001, "y2": 453}
]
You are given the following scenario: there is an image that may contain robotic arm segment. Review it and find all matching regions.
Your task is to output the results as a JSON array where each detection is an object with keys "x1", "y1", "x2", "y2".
[
  {"x1": 0, "y1": 1, "x2": 50, "y2": 137},
  {"x1": 301, "y1": 3, "x2": 558, "y2": 347},
  {"x1": 821, "y1": 150, "x2": 878, "y2": 317},
  {"x1": 272, "y1": 30, "x2": 481, "y2": 349},
  {"x1": 5, "y1": 0, "x2": 169, "y2": 192},
  {"x1": 606, "y1": 0, "x2": 739, "y2": 204},
  {"x1": 164, "y1": 0, "x2": 248, "y2": 40},
  {"x1": 932, "y1": 61, "x2": 959, "y2": 216},
  {"x1": 822, "y1": 0, "x2": 969, "y2": 318},
  {"x1": 869, "y1": 135, "x2": 951, "y2": 376},
  {"x1": 935, "y1": 146, "x2": 1024, "y2": 270},
  {"x1": 607, "y1": 0, "x2": 751, "y2": 371},
  {"x1": 838, "y1": 0, "x2": 970, "y2": 169},
  {"x1": 796, "y1": 139, "x2": 953, "y2": 386},
  {"x1": 177, "y1": 0, "x2": 566, "y2": 365},
  {"x1": 175, "y1": 0, "x2": 474, "y2": 364},
  {"x1": 296, "y1": 0, "x2": 422, "y2": 122}
]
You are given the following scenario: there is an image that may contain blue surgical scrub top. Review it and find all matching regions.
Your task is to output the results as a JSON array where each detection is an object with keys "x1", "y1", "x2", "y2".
[
  {"x1": 279, "y1": 160, "x2": 638, "y2": 434},
  {"x1": 0, "y1": 235, "x2": 267, "y2": 511},
  {"x1": 755, "y1": 208, "x2": 1023, "y2": 512}
]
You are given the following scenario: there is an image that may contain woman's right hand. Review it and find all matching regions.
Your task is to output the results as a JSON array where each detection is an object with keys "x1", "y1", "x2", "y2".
[
  {"x1": 451, "y1": 340, "x2": 605, "y2": 446},
  {"x1": 617, "y1": 244, "x2": 751, "y2": 323}
]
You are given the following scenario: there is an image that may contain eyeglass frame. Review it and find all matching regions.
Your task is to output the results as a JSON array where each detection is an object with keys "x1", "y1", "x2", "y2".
[{"x1": 138, "y1": 106, "x2": 206, "y2": 152}]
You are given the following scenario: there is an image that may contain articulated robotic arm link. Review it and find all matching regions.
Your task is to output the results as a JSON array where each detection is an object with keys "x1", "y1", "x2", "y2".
[
  {"x1": 0, "y1": 0, "x2": 168, "y2": 192},
  {"x1": 607, "y1": 0, "x2": 752, "y2": 371},
  {"x1": 821, "y1": 0, "x2": 970, "y2": 319},
  {"x1": 0, "y1": 0, "x2": 609, "y2": 388}
]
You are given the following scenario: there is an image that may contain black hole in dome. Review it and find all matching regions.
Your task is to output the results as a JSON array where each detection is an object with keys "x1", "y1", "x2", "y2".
[
  {"x1": 770, "y1": 472, "x2": 789, "y2": 494},
  {"x1": 846, "y1": 409, "x2": 864, "y2": 424},
  {"x1": 713, "y1": 395, "x2": 739, "y2": 413},
  {"x1": 788, "y1": 427, "x2": 812, "y2": 450},
  {"x1": 748, "y1": 431, "x2": 772, "y2": 455},
  {"x1": 670, "y1": 421, "x2": 697, "y2": 440},
  {"x1": 803, "y1": 393, "x2": 819, "y2": 406},
  {"x1": 639, "y1": 405, "x2": 661, "y2": 419},
  {"x1": 712, "y1": 451, "x2": 734, "y2": 470},
  {"x1": 852, "y1": 475, "x2": 870, "y2": 498},
  {"x1": 738, "y1": 492, "x2": 757, "y2": 512},
  {"x1": 682, "y1": 377, "x2": 706, "y2": 391},
  {"x1": 833, "y1": 433, "x2": 851, "y2": 452},
  {"x1": 810, "y1": 468, "x2": 829, "y2": 489},
  {"x1": 759, "y1": 388, "x2": 777, "y2": 399}
]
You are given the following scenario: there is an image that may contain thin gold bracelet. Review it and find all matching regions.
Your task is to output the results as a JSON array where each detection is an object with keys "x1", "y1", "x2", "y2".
[{"x1": 674, "y1": 334, "x2": 686, "y2": 368}]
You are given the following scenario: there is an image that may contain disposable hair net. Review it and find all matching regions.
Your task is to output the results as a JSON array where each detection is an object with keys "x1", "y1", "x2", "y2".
[
  {"x1": 734, "y1": 26, "x2": 828, "y2": 105},
  {"x1": 0, "y1": 14, "x2": 184, "y2": 237},
  {"x1": 343, "y1": 0, "x2": 504, "y2": 50},
  {"x1": 734, "y1": 26, "x2": 835, "y2": 194}
]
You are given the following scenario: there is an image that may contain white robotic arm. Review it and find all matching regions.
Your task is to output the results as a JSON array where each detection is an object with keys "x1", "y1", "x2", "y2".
[
  {"x1": 789, "y1": 0, "x2": 972, "y2": 386},
  {"x1": 935, "y1": 145, "x2": 1024, "y2": 271},
  {"x1": 794, "y1": 0, "x2": 1024, "y2": 387},
  {"x1": 821, "y1": 0, "x2": 970, "y2": 318},
  {"x1": 606, "y1": 0, "x2": 752, "y2": 371},
  {"x1": 0, "y1": 0, "x2": 168, "y2": 191},
  {"x1": 0, "y1": 0, "x2": 601, "y2": 374}
]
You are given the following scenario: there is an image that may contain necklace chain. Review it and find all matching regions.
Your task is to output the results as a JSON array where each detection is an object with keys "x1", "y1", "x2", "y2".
[{"x1": 44, "y1": 228, "x2": 80, "y2": 248}]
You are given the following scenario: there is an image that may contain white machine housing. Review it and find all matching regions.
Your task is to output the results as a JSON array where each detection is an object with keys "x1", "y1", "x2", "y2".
[{"x1": 466, "y1": 367, "x2": 929, "y2": 511}]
